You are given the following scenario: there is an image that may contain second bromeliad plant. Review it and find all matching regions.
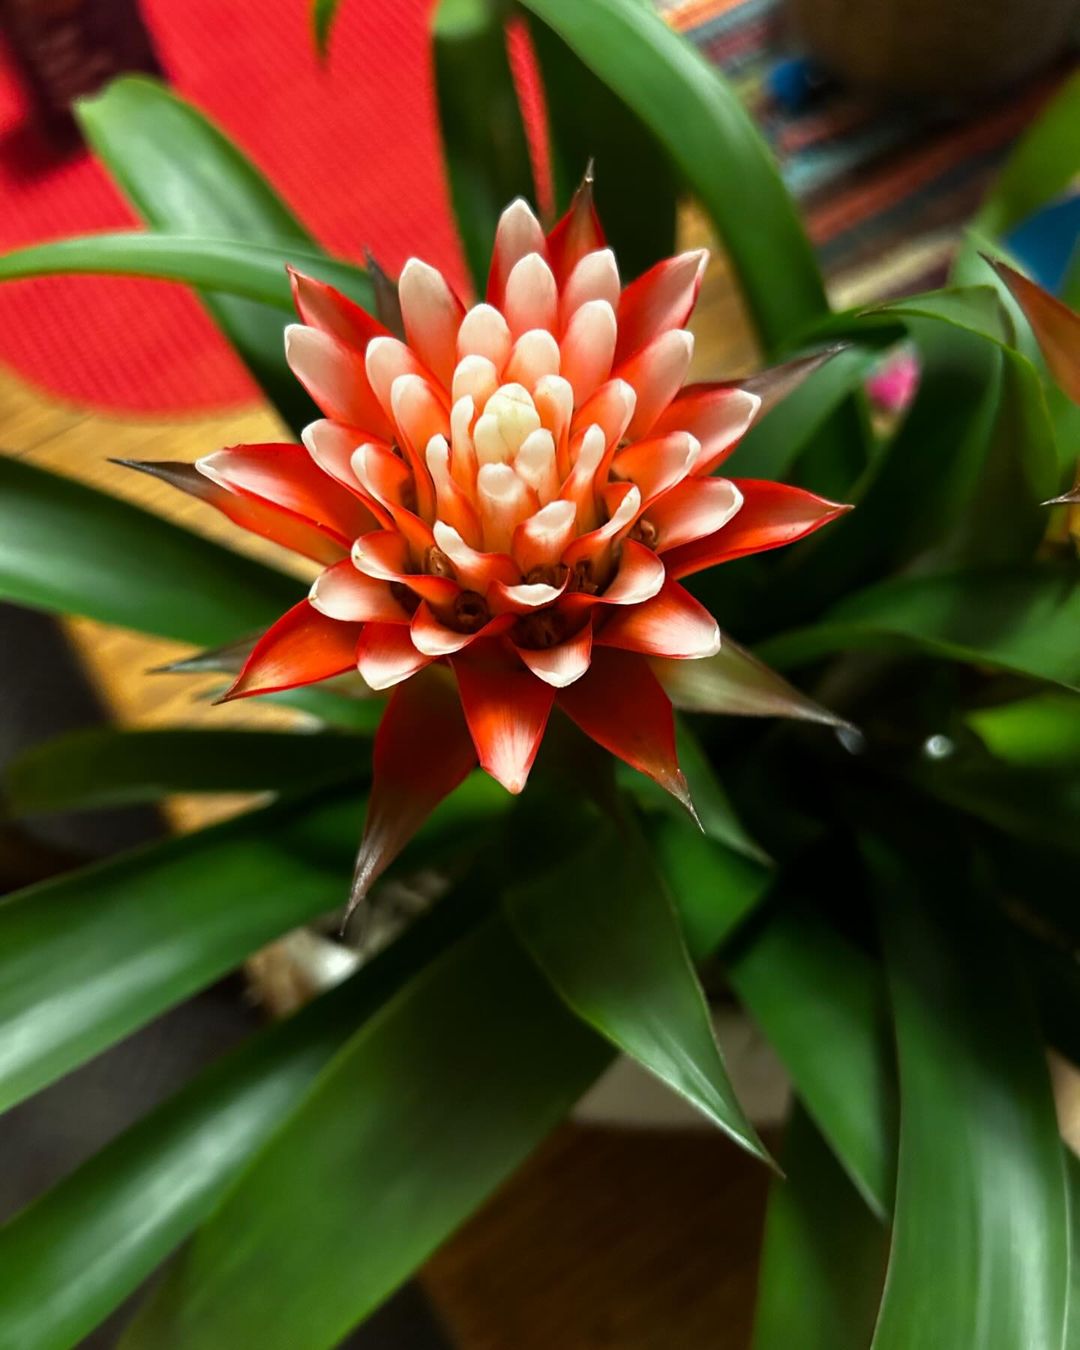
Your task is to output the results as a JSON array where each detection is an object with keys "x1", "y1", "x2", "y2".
[{"x1": 0, "y1": 2, "x2": 1078, "y2": 1348}]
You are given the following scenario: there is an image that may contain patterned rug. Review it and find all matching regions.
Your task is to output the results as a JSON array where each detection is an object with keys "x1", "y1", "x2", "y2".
[{"x1": 0, "y1": 0, "x2": 1073, "y2": 413}]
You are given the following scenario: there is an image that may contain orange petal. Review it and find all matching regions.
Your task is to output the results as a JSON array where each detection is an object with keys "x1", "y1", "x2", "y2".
[
  {"x1": 989, "y1": 258, "x2": 1080, "y2": 404},
  {"x1": 512, "y1": 499, "x2": 577, "y2": 574},
  {"x1": 284, "y1": 325, "x2": 392, "y2": 437},
  {"x1": 351, "y1": 665, "x2": 476, "y2": 904},
  {"x1": 546, "y1": 168, "x2": 605, "y2": 285},
  {"x1": 398, "y1": 258, "x2": 466, "y2": 390},
  {"x1": 515, "y1": 620, "x2": 593, "y2": 689},
  {"x1": 221, "y1": 600, "x2": 360, "y2": 701},
  {"x1": 647, "y1": 477, "x2": 743, "y2": 553},
  {"x1": 453, "y1": 641, "x2": 555, "y2": 793},
  {"x1": 301, "y1": 421, "x2": 387, "y2": 523},
  {"x1": 562, "y1": 480, "x2": 641, "y2": 568},
  {"x1": 309, "y1": 560, "x2": 409, "y2": 623},
  {"x1": 352, "y1": 442, "x2": 436, "y2": 557},
  {"x1": 664, "y1": 480, "x2": 851, "y2": 578},
  {"x1": 432, "y1": 521, "x2": 520, "y2": 591},
  {"x1": 571, "y1": 377, "x2": 636, "y2": 445},
  {"x1": 356, "y1": 622, "x2": 433, "y2": 690},
  {"x1": 351, "y1": 531, "x2": 459, "y2": 606},
  {"x1": 612, "y1": 431, "x2": 697, "y2": 503},
  {"x1": 596, "y1": 575, "x2": 720, "y2": 659},
  {"x1": 561, "y1": 300, "x2": 617, "y2": 405},
  {"x1": 487, "y1": 198, "x2": 548, "y2": 306},
  {"x1": 504, "y1": 253, "x2": 559, "y2": 338},
  {"x1": 489, "y1": 575, "x2": 569, "y2": 614},
  {"x1": 559, "y1": 539, "x2": 665, "y2": 618},
  {"x1": 619, "y1": 330, "x2": 695, "y2": 438},
  {"x1": 389, "y1": 373, "x2": 446, "y2": 520},
  {"x1": 115, "y1": 459, "x2": 350, "y2": 567},
  {"x1": 651, "y1": 386, "x2": 760, "y2": 475},
  {"x1": 410, "y1": 603, "x2": 513, "y2": 658},
  {"x1": 288, "y1": 268, "x2": 389, "y2": 352},
  {"x1": 559, "y1": 249, "x2": 620, "y2": 328},
  {"x1": 615, "y1": 250, "x2": 707, "y2": 364},
  {"x1": 365, "y1": 336, "x2": 439, "y2": 418},
  {"x1": 556, "y1": 647, "x2": 691, "y2": 809},
  {"x1": 198, "y1": 443, "x2": 377, "y2": 542}
]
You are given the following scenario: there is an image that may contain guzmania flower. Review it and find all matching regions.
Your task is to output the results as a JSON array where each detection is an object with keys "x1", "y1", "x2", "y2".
[{"x1": 130, "y1": 181, "x2": 849, "y2": 900}]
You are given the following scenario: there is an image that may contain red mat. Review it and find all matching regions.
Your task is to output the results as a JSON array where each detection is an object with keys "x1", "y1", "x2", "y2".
[{"x1": 0, "y1": 0, "x2": 479, "y2": 413}]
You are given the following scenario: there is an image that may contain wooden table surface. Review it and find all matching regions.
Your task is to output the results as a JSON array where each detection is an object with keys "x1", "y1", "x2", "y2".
[{"x1": 1, "y1": 227, "x2": 774, "y2": 1347}]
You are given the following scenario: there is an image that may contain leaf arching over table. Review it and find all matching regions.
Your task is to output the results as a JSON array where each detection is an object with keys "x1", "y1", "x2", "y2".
[{"x1": 0, "y1": 456, "x2": 302, "y2": 647}]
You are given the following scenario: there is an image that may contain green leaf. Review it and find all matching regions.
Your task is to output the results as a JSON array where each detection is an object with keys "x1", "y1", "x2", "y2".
[
  {"x1": 0, "y1": 456, "x2": 301, "y2": 646},
  {"x1": 973, "y1": 68, "x2": 1080, "y2": 237},
  {"x1": 939, "y1": 344, "x2": 1061, "y2": 564},
  {"x1": 655, "y1": 636, "x2": 851, "y2": 730},
  {"x1": 870, "y1": 285, "x2": 1016, "y2": 347},
  {"x1": 726, "y1": 344, "x2": 881, "y2": 482},
  {"x1": 0, "y1": 233, "x2": 373, "y2": 314},
  {"x1": 0, "y1": 772, "x2": 506, "y2": 1119},
  {"x1": 728, "y1": 901, "x2": 896, "y2": 1219},
  {"x1": 0, "y1": 883, "x2": 473, "y2": 1350},
  {"x1": 967, "y1": 691, "x2": 1080, "y2": 767},
  {"x1": 516, "y1": 0, "x2": 827, "y2": 350},
  {"x1": 648, "y1": 819, "x2": 771, "y2": 963},
  {"x1": 869, "y1": 840, "x2": 1069, "y2": 1350},
  {"x1": 759, "y1": 564, "x2": 1080, "y2": 693},
  {"x1": 527, "y1": 14, "x2": 677, "y2": 281},
  {"x1": 622, "y1": 718, "x2": 770, "y2": 864},
  {"x1": 433, "y1": 0, "x2": 535, "y2": 293},
  {"x1": 0, "y1": 792, "x2": 357, "y2": 1116},
  {"x1": 506, "y1": 805, "x2": 770, "y2": 1160},
  {"x1": 312, "y1": 0, "x2": 339, "y2": 56},
  {"x1": 76, "y1": 76, "x2": 319, "y2": 433},
  {"x1": 774, "y1": 316, "x2": 1002, "y2": 612},
  {"x1": 913, "y1": 748, "x2": 1080, "y2": 855},
  {"x1": 119, "y1": 917, "x2": 610, "y2": 1350},
  {"x1": 752, "y1": 1105, "x2": 887, "y2": 1350},
  {"x1": 3, "y1": 728, "x2": 368, "y2": 816},
  {"x1": 1068, "y1": 1153, "x2": 1080, "y2": 1350}
]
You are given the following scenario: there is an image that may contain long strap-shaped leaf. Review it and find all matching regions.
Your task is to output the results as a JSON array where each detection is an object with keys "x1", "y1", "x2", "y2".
[
  {"x1": 433, "y1": 0, "x2": 536, "y2": 294},
  {"x1": 527, "y1": 13, "x2": 677, "y2": 282},
  {"x1": 3, "y1": 727, "x2": 370, "y2": 815},
  {"x1": 869, "y1": 840, "x2": 1069, "y2": 1350},
  {"x1": 0, "y1": 792, "x2": 356, "y2": 1116},
  {"x1": 0, "y1": 233, "x2": 373, "y2": 313},
  {"x1": 516, "y1": 0, "x2": 828, "y2": 351},
  {"x1": 0, "y1": 881, "x2": 474, "y2": 1350},
  {"x1": 759, "y1": 563, "x2": 1080, "y2": 692},
  {"x1": 506, "y1": 805, "x2": 770, "y2": 1162},
  {"x1": 0, "y1": 776, "x2": 503, "y2": 1117},
  {"x1": 728, "y1": 903, "x2": 896, "y2": 1219},
  {"x1": 118, "y1": 917, "x2": 611, "y2": 1350},
  {"x1": 0, "y1": 456, "x2": 301, "y2": 646},
  {"x1": 76, "y1": 77, "x2": 324, "y2": 434},
  {"x1": 751, "y1": 1105, "x2": 887, "y2": 1350},
  {"x1": 973, "y1": 68, "x2": 1080, "y2": 238}
]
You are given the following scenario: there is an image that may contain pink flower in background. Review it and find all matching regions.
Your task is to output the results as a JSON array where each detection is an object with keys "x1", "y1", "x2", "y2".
[{"x1": 867, "y1": 347, "x2": 920, "y2": 415}]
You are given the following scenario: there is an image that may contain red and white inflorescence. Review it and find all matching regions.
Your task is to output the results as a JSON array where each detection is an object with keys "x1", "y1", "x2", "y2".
[{"x1": 133, "y1": 184, "x2": 848, "y2": 896}]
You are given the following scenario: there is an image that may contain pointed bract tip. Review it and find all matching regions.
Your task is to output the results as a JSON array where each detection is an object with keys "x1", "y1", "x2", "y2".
[
  {"x1": 364, "y1": 246, "x2": 405, "y2": 337},
  {"x1": 662, "y1": 767, "x2": 700, "y2": 829},
  {"x1": 1045, "y1": 488, "x2": 1080, "y2": 505}
]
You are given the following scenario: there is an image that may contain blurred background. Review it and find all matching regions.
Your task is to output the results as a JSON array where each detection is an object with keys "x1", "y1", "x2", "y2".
[{"x1": 1, "y1": 0, "x2": 1078, "y2": 1344}]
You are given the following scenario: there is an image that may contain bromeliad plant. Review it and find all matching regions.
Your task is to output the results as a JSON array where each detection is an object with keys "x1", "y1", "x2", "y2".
[
  {"x1": 123, "y1": 187, "x2": 847, "y2": 915},
  {"x1": 0, "y1": 1, "x2": 1078, "y2": 1347}
]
